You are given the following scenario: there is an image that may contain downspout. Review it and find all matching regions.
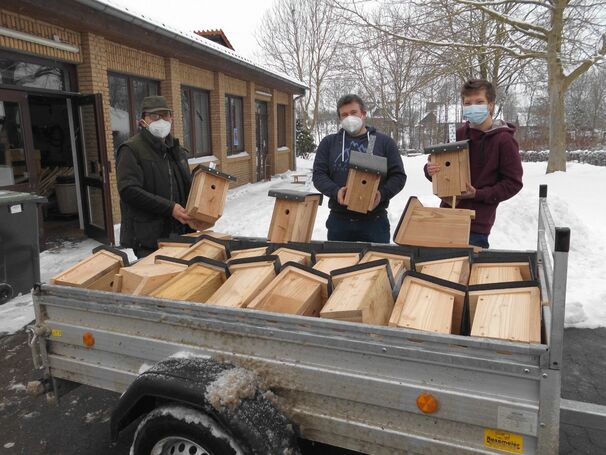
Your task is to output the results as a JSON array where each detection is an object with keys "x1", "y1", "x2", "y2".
[{"x1": 292, "y1": 93, "x2": 305, "y2": 172}]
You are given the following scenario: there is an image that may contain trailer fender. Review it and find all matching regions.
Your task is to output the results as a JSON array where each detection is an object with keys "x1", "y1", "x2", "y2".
[{"x1": 110, "y1": 357, "x2": 299, "y2": 455}]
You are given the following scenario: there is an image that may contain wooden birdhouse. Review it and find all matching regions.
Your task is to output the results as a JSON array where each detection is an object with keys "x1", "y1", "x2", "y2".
[
  {"x1": 469, "y1": 261, "x2": 532, "y2": 285},
  {"x1": 50, "y1": 246, "x2": 128, "y2": 292},
  {"x1": 415, "y1": 256, "x2": 470, "y2": 285},
  {"x1": 205, "y1": 256, "x2": 280, "y2": 308},
  {"x1": 424, "y1": 140, "x2": 471, "y2": 205},
  {"x1": 360, "y1": 249, "x2": 411, "y2": 282},
  {"x1": 312, "y1": 251, "x2": 361, "y2": 274},
  {"x1": 150, "y1": 258, "x2": 229, "y2": 303},
  {"x1": 320, "y1": 260, "x2": 394, "y2": 325},
  {"x1": 133, "y1": 243, "x2": 190, "y2": 267},
  {"x1": 344, "y1": 150, "x2": 387, "y2": 214},
  {"x1": 229, "y1": 246, "x2": 269, "y2": 261},
  {"x1": 186, "y1": 165, "x2": 236, "y2": 230},
  {"x1": 468, "y1": 285, "x2": 541, "y2": 343},
  {"x1": 114, "y1": 256, "x2": 189, "y2": 296},
  {"x1": 181, "y1": 230, "x2": 232, "y2": 240},
  {"x1": 390, "y1": 272, "x2": 467, "y2": 335},
  {"x1": 270, "y1": 247, "x2": 312, "y2": 267},
  {"x1": 179, "y1": 236, "x2": 228, "y2": 262},
  {"x1": 393, "y1": 196, "x2": 475, "y2": 248},
  {"x1": 248, "y1": 263, "x2": 330, "y2": 317},
  {"x1": 267, "y1": 190, "x2": 323, "y2": 243}
]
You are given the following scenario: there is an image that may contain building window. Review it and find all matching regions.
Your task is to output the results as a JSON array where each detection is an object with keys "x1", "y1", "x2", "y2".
[
  {"x1": 108, "y1": 73, "x2": 159, "y2": 151},
  {"x1": 182, "y1": 86, "x2": 211, "y2": 157},
  {"x1": 0, "y1": 51, "x2": 74, "y2": 91},
  {"x1": 225, "y1": 95, "x2": 244, "y2": 155},
  {"x1": 277, "y1": 104, "x2": 287, "y2": 147}
]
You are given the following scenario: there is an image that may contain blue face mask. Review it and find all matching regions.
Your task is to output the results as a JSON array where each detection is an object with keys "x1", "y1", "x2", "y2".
[{"x1": 463, "y1": 104, "x2": 489, "y2": 125}]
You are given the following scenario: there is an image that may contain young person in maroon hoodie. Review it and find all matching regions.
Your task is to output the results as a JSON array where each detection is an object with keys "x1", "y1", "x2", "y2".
[{"x1": 424, "y1": 79, "x2": 523, "y2": 248}]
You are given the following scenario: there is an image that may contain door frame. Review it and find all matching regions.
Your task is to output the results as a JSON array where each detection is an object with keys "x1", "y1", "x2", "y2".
[{"x1": 255, "y1": 100, "x2": 268, "y2": 182}]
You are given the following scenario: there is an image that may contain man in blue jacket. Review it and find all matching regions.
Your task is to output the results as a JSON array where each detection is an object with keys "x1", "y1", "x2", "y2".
[{"x1": 312, "y1": 94, "x2": 407, "y2": 243}]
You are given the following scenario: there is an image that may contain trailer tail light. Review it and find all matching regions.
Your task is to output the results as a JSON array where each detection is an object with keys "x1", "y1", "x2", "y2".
[
  {"x1": 416, "y1": 393, "x2": 439, "y2": 414},
  {"x1": 83, "y1": 332, "x2": 95, "y2": 347}
]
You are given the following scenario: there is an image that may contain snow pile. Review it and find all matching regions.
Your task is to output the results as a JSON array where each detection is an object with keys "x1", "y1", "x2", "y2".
[{"x1": 205, "y1": 367, "x2": 260, "y2": 411}]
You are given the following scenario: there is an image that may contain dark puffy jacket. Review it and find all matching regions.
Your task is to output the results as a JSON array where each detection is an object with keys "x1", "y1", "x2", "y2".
[
  {"x1": 116, "y1": 128, "x2": 192, "y2": 250},
  {"x1": 312, "y1": 126, "x2": 407, "y2": 216},
  {"x1": 424, "y1": 120, "x2": 523, "y2": 235}
]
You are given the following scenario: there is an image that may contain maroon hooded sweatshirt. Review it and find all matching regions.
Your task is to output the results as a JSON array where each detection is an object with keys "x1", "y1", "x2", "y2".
[{"x1": 424, "y1": 119, "x2": 523, "y2": 235}]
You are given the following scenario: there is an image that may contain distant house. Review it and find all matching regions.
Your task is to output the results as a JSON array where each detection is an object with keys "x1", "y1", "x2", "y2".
[
  {"x1": 417, "y1": 103, "x2": 462, "y2": 149},
  {"x1": 0, "y1": 0, "x2": 306, "y2": 245}
]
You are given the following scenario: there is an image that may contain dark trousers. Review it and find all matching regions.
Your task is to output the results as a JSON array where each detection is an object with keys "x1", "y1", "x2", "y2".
[
  {"x1": 326, "y1": 211, "x2": 390, "y2": 243},
  {"x1": 469, "y1": 232, "x2": 490, "y2": 249}
]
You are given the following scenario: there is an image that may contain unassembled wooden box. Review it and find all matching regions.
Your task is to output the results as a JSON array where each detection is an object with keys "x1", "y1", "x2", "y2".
[
  {"x1": 389, "y1": 272, "x2": 467, "y2": 335},
  {"x1": 267, "y1": 190, "x2": 323, "y2": 243},
  {"x1": 415, "y1": 256, "x2": 470, "y2": 285},
  {"x1": 150, "y1": 258, "x2": 229, "y2": 303},
  {"x1": 468, "y1": 285, "x2": 541, "y2": 343},
  {"x1": 469, "y1": 262, "x2": 532, "y2": 285},
  {"x1": 270, "y1": 247, "x2": 312, "y2": 266},
  {"x1": 115, "y1": 257, "x2": 188, "y2": 296},
  {"x1": 50, "y1": 246, "x2": 127, "y2": 291},
  {"x1": 360, "y1": 249, "x2": 411, "y2": 282},
  {"x1": 424, "y1": 140, "x2": 471, "y2": 200},
  {"x1": 186, "y1": 165, "x2": 236, "y2": 230},
  {"x1": 206, "y1": 256, "x2": 280, "y2": 308},
  {"x1": 320, "y1": 260, "x2": 394, "y2": 326},
  {"x1": 393, "y1": 196, "x2": 475, "y2": 248},
  {"x1": 312, "y1": 251, "x2": 361, "y2": 274},
  {"x1": 344, "y1": 150, "x2": 388, "y2": 214},
  {"x1": 229, "y1": 247, "x2": 269, "y2": 261},
  {"x1": 248, "y1": 264, "x2": 330, "y2": 317}
]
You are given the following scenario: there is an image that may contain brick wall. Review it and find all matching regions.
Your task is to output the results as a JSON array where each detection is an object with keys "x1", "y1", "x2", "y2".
[{"x1": 105, "y1": 41, "x2": 165, "y2": 80}]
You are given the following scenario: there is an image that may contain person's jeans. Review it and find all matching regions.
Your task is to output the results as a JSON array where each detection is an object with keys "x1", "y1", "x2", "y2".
[
  {"x1": 326, "y1": 211, "x2": 390, "y2": 243},
  {"x1": 469, "y1": 232, "x2": 490, "y2": 249}
]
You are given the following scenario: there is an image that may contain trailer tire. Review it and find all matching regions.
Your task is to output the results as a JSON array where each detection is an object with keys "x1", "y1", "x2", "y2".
[{"x1": 131, "y1": 404, "x2": 242, "y2": 455}]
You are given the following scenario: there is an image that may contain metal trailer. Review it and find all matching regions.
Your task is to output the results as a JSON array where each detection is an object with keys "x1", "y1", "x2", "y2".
[{"x1": 26, "y1": 185, "x2": 605, "y2": 454}]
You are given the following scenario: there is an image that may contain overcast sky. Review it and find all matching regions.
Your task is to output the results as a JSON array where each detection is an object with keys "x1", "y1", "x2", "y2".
[{"x1": 116, "y1": 0, "x2": 275, "y2": 59}]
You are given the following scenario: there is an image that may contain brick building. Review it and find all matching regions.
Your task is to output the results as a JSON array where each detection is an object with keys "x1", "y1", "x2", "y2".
[{"x1": 0, "y1": 0, "x2": 305, "y2": 244}]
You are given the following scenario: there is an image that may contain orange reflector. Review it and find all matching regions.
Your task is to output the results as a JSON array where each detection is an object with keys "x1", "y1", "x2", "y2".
[
  {"x1": 416, "y1": 393, "x2": 439, "y2": 414},
  {"x1": 82, "y1": 332, "x2": 95, "y2": 347}
]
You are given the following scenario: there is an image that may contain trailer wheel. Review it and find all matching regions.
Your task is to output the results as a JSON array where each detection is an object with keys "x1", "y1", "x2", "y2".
[
  {"x1": 131, "y1": 405, "x2": 242, "y2": 455},
  {"x1": 0, "y1": 283, "x2": 13, "y2": 305}
]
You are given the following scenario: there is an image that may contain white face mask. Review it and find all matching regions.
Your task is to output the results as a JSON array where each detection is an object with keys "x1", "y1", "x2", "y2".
[
  {"x1": 147, "y1": 118, "x2": 172, "y2": 139},
  {"x1": 340, "y1": 115, "x2": 364, "y2": 135}
]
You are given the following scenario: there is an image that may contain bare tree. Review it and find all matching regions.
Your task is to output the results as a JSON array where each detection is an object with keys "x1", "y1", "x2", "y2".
[
  {"x1": 333, "y1": 0, "x2": 606, "y2": 172},
  {"x1": 256, "y1": 0, "x2": 344, "y2": 132}
]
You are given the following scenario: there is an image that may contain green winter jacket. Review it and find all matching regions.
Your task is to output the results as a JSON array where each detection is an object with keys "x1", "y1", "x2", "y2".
[{"x1": 116, "y1": 128, "x2": 192, "y2": 250}]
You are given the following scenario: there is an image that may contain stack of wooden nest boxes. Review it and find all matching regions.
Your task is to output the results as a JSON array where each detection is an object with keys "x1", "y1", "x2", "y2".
[{"x1": 49, "y1": 170, "x2": 543, "y2": 346}]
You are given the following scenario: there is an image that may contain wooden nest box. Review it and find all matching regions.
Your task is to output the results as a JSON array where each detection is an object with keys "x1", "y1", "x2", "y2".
[
  {"x1": 267, "y1": 190, "x2": 323, "y2": 243},
  {"x1": 424, "y1": 140, "x2": 471, "y2": 205},
  {"x1": 344, "y1": 150, "x2": 387, "y2": 214},
  {"x1": 186, "y1": 165, "x2": 236, "y2": 230}
]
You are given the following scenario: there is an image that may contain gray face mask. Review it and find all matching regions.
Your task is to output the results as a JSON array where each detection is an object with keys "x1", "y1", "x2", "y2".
[
  {"x1": 146, "y1": 119, "x2": 172, "y2": 139},
  {"x1": 340, "y1": 115, "x2": 363, "y2": 135}
]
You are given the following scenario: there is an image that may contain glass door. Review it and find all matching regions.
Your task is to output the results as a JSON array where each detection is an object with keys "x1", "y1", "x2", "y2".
[
  {"x1": 73, "y1": 94, "x2": 114, "y2": 244},
  {"x1": 0, "y1": 89, "x2": 36, "y2": 192},
  {"x1": 256, "y1": 101, "x2": 268, "y2": 181}
]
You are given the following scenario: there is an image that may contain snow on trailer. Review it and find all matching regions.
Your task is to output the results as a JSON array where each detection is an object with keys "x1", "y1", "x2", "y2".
[{"x1": 25, "y1": 185, "x2": 594, "y2": 454}]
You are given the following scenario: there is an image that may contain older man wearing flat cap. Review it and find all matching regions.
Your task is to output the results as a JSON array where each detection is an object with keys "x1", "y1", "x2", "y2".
[{"x1": 116, "y1": 95, "x2": 192, "y2": 258}]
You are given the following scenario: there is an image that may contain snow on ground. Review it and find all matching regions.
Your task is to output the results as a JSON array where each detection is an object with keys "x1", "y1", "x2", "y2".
[{"x1": 1, "y1": 155, "x2": 605, "y2": 334}]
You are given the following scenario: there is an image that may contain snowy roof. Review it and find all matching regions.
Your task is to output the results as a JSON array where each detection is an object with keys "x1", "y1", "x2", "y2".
[{"x1": 76, "y1": 0, "x2": 307, "y2": 91}]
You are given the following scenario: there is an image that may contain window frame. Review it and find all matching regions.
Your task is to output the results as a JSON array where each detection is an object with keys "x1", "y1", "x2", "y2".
[
  {"x1": 277, "y1": 104, "x2": 287, "y2": 148},
  {"x1": 181, "y1": 85, "x2": 212, "y2": 158},
  {"x1": 225, "y1": 94, "x2": 244, "y2": 155},
  {"x1": 0, "y1": 49, "x2": 76, "y2": 93}
]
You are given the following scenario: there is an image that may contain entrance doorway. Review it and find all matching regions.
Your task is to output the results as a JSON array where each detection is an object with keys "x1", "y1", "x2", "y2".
[{"x1": 256, "y1": 101, "x2": 268, "y2": 181}]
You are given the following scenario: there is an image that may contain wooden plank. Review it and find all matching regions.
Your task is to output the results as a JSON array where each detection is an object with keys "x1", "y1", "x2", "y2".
[
  {"x1": 320, "y1": 264, "x2": 393, "y2": 325},
  {"x1": 179, "y1": 239, "x2": 227, "y2": 261},
  {"x1": 469, "y1": 287, "x2": 541, "y2": 343},
  {"x1": 458, "y1": 148, "x2": 471, "y2": 193},
  {"x1": 119, "y1": 260, "x2": 188, "y2": 296},
  {"x1": 390, "y1": 275, "x2": 466, "y2": 335},
  {"x1": 206, "y1": 261, "x2": 277, "y2": 308},
  {"x1": 50, "y1": 250, "x2": 123, "y2": 291},
  {"x1": 150, "y1": 263, "x2": 227, "y2": 302},
  {"x1": 133, "y1": 245, "x2": 190, "y2": 267},
  {"x1": 273, "y1": 248, "x2": 312, "y2": 266},
  {"x1": 181, "y1": 230, "x2": 232, "y2": 240},
  {"x1": 344, "y1": 169, "x2": 381, "y2": 214},
  {"x1": 360, "y1": 251, "x2": 411, "y2": 280},
  {"x1": 416, "y1": 256, "x2": 470, "y2": 285},
  {"x1": 229, "y1": 247, "x2": 269, "y2": 261},
  {"x1": 469, "y1": 262, "x2": 531, "y2": 285},
  {"x1": 312, "y1": 252, "x2": 360, "y2": 274},
  {"x1": 248, "y1": 266, "x2": 328, "y2": 316}
]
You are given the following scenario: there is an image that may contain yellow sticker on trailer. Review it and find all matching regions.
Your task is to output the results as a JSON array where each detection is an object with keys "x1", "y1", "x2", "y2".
[
  {"x1": 484, "y1": 429, "x2": 523, "y2": 453},
  {"x1": 51, "y1": 329, "x2": 63, "y2": 337}
]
